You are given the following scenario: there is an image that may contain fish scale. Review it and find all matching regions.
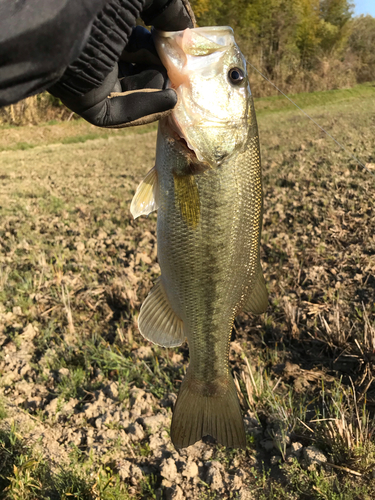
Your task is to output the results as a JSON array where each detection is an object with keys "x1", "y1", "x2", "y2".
[{"x1": 131, "y1": 26, "x2": 268, "y2": 448}]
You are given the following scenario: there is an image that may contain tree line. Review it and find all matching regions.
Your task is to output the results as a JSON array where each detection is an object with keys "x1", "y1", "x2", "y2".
[
  {"x1": 1, "y1": 1, "x2": 374, "y2": 125},
  {"x1": 191, "y1": 0, "x2": 375, "y2": 94}
]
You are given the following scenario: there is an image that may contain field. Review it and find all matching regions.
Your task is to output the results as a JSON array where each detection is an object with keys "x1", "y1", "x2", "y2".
[{"x1": 0, "y1": 82, "x2": 374, "y2": 499}]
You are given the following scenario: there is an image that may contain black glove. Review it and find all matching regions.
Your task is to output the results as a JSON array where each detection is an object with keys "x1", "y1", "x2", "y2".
[{"x1": 48, "y1": 0, "x2": 195, "y2": 128}]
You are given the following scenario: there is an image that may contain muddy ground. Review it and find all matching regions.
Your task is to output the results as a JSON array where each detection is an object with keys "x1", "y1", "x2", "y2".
[{"x1": 0, "y1": 85, "x2": 374, "y2": 499}]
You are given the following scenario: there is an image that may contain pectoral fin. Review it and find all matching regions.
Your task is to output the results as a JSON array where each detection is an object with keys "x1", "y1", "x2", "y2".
[
  {"x1": 130, "y1": 166, "x2": 159, "y2": 219},
  {"x1": 243, "y1": 269, "x2": 268, "y2": 315},
  {"x1": 138, "y1": 277, "x2": 185, "y2": 347}
]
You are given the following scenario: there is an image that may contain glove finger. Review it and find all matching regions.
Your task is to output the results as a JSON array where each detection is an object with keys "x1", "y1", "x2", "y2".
[
  {"x1": 103, "y1": 88, "x2": 177, "y2": 127},
  {"x1": 119, "y1": 68, "x2": 168, "y2": 91},
  {"x1": 142, "y1": 0, "x2": 196, "y2": 31},
  {"x1": 120, "y1": 26, "x2": 161, "y2": 65}
]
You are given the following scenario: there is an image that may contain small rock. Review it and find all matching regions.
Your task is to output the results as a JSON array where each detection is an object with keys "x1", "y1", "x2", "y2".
[
  {"x1": 44, "y1": 398, "x2": 59, "y2": 416},
  {"x1": 289, "y1": 441, "x2": 303, "y2": 458},
  {"x1": 13, "y1": 396, "x2": 26, "y2": 406},
  {"x1": 97, "y1": 229, "x2": 107, "y2": 240},
  {"x1": 83, "y1": 400, "x2": 102, "y2": 420},
  {"x1": 58, "y1": 367, "x2": 70, "y2": 379},
  {"x1": 205, "y1": 461, "x2": 224, "y2": 490},
  {"x1": 129, "y1": 387, "x2": 155, "y2": 417},
  {"x1": 62, "y1": 398, "x2": 78, "y2": 415},
  {"x1": 181, "y1": 440, "x2": 209, "y2": 460},
  {"x1": 238, "y1": 487, "x2": 255, "y2": 500},
  {"x1": 149, "y1": 431, "x2": 170, "y2": 458},
  {"x1": 165, "y1": 484, "x2": 184, "y2": 500},
  {"x1": 182, "y1": 459, "x2": 198, "y2": 479},
  {"x1": 118, "y1": 460, "x2": 143, "y2": 481},
  {"x1": 63, "y1": 428, "x2": 85, "y2": 447},
  {"x1": 21, "y1": 324, "x2": 37, "y2": 341},
  {"x1": 303, "y1": 446, "x2": 327, "y2": 468},
  {"x1": 19, "y1": 363, "x2": 33, "y2": 377},
  {"x1": 160, "y1": 457, "x2": 178, "y2": 483},
  {"x1": 126, "y1": 422, "x2": 145, "y2": 442},
  {"x1": 133, "y1": 346, "x2": 153, "y2": 360},
  {"x1": 160, "y1": 393, "x2": 177, "y2": 408},
  {"x1": 95, "y1": 416, "x2": 104, "y2": 430},
  {"x1": 170, "y1": 352, "x2": 183, "y2": 364},
  {"x1": 112, "y1": 410, "x2": 121, "y2": 422},
  {"x1": 86, "y1": 428, "x2": 95, "y2": 447},
  {"x1": 231, "y1": 468, "x2": 246, "y2": 490},
  {"x1": 25, "y1": 397, "x2": 42, "y2": 411},
  {"x1": 141, "y1": 414, "x2": 169, "y2": 434},
  {"x1": 12, "y1": 306, "x2": 23, "y2": 316},
  {"x1": 202, "y1": 449, "x2": 213, "y2": 461},
  {"x1": 103, "y1": 428, "x2": 118, "y2": 440},
  {"x1": 76, "y1": 241, "x2": 85, "y2": 253},
  {"x1": 103, "y1": 381, "x2": 119, "y2": 400},
  {"x1": 161, "y1": 479, "x2": 172, "y2": 488}
]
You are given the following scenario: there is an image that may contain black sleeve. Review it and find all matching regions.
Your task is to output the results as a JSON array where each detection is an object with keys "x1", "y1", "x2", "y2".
[{"x1": 0, "y1": 0, "x2": 110, "y2": 106}]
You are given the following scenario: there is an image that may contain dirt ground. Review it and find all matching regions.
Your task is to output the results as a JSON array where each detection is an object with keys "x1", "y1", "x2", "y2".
[{"x1": 0, "y1": 85, "x2": 374, "y2": 499}]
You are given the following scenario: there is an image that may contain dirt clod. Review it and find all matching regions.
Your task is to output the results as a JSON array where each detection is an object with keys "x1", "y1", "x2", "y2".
[{"x1": 303, "y1": 446, "x2": 328, "y2": 468}]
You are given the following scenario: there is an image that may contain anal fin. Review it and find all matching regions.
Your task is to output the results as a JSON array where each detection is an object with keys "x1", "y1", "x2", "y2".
[
  {"x1": 138, "y1": 277, "x2": 185, "y2": 347},
  {"x1": 243, "y1": 268, "x2": 268, "y2": 315},
  {"x1": 130, "y1": 166, "x2": 159, "y2": 219}
]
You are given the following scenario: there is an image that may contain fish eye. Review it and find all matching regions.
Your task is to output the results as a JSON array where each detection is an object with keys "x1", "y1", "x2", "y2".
[{"x1": 228, "y1": 67, "x2": 244, "y2": 85}]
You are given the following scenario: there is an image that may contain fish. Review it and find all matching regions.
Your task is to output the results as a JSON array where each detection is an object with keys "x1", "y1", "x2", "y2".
[{"x1": 130, "y1": 26, "x2": 268, "y2": 449}]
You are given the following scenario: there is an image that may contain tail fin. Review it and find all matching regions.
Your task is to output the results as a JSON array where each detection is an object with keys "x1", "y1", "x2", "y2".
[{"x1": 170, "y1": 373, "x2": 246, "y2": 449}]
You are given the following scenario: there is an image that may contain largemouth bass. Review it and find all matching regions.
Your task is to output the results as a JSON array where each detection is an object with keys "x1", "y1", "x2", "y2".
[{"x1": 131, "y1": 26, "x2": 268, "y2": 449}]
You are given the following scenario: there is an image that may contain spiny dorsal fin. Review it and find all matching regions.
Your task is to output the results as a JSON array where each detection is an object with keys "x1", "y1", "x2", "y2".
[
  {"x1": 130, "y1": 166, "x2": 159, "y2": 219},
  {"x1": 243, "y1": 269, "x2": 268, "y2": 315},
  {"x1": 138, "y1": 277, "x2": 185, "y2": 347}
]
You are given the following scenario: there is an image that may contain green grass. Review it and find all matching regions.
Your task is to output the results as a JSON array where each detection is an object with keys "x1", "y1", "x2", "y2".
[
  {"x1": 0, "y1": 119, "x2": 159, "y2": 153},
  {"x1": 0, "y1": 424, "x2": 134, "y2": 499},
  {"x1": 254, "y1": 82, "x2": 375, "y2": 115}
]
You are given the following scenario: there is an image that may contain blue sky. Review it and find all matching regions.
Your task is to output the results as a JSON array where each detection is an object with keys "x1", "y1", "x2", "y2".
[{"x1": 353, "y1": 0, "x2": 375, "y2": 17}]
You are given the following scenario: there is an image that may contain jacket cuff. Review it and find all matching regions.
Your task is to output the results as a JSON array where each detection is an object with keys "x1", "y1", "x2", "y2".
[{"x1": 56, "y1": 0, "x2": 145, "y2": 96}]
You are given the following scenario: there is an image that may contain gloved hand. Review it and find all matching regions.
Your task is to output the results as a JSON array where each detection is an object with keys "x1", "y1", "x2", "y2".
[{"x1": 48, "y1": 0, "x2": 195, "y2": 128}]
